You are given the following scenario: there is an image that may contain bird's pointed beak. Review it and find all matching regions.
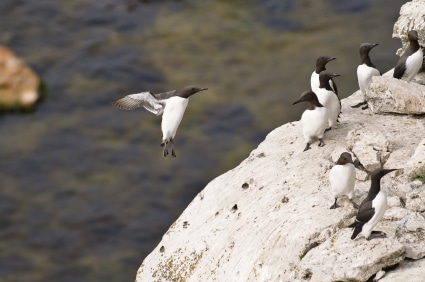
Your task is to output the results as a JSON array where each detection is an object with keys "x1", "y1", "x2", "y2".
[
  {"x1": 331, "y1": 74, "x2": 341, "y2": 78},
  {"x1": 371, "y1": 43, "x2": 379, "y2": 48},
  {"x1": 292, "y1": 98, "x2": 303, "y2": 105},
  {"x1": 328, "y1": 57, "x2": 336, "y2": 62},
  {"x1": 199, "y1": 87, "x2": 208, "y2": 92},
  {"x1": 383, "y1": 168, "x2": 398, "y2": 176}
]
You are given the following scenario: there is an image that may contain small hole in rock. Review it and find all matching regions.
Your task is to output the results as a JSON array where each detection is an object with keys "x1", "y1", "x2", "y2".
[
  {"x1": 242, "y1": 183, "x2": 249, "y2": 189},
  {"x1": 231, "y1": 204, "x2": 238, "y2": 212},
  {"x1": 160, "y1": 246, "x2": 165, "y2": 253},
  {"x1": 183, "y1": 221, "x2": 189, "y2": 228}
]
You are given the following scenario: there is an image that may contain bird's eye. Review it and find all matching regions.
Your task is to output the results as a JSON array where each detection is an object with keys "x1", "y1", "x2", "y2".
[{"x1": 192, "y1": 88, "x2": 195, "y2": 91}]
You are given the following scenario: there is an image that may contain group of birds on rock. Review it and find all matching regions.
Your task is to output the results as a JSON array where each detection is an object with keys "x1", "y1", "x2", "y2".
[
  {"x1": 292, "y1": 30, "x2": 422, "y2": 152},
  {"x1": 294, "y1": 29, "x2": 422, "y2": 240},
  {"x1": 111, "y1": 30, "x2": 422, "y2": 241}
]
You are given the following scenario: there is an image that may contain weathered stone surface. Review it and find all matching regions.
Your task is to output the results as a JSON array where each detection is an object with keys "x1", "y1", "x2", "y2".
[
  {"x1": 346, "y1": 126, "x2": 392, "y2": 172},
  {"x1": 395, "y1": 213, "x2": 425, "y2": 259},
  {"x1": 365, "y1": 76, "x2": 425, "y2": 115},
  {"x1": 136, "y1": 91, "x2": 425, "y2": 282},
  {"x1": 406, "y1": 185, "x2": 425, "y2": 212},
  {"x1": 380, "y1": 258, "x2": 425, "y2": 282},
  {"x1": 0, "y1": 46, "x2": 40, "y2": 109},
  {"x1": 294, "y1": 229, "x2": 405, "y2": 282},
  {"x1": 406, "y1": 138, "x2": 425, "y2": 179}
]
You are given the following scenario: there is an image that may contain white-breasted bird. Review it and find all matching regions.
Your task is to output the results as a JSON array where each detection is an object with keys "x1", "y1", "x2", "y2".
[
  {"x1": 349, "y1": 168, "x2": 397, "y2": 240},
  {"x1": 292, "y1": 90, "x2": 328, "y2": 152},
  {"x1": 311, "y1": 56, "x2": 338, "y2": 94},
  {"x1": 329, "y1": 152, "x2": 356, "y2": 209},
  {"x1": 393, "y1": 30, "x2": 423, "y2": 82},
  {"x1": 316, "y1": 71, "x2": 341, "y2": 130},
  {"x1": 353, "y1": 43, "x2": 381, "y2": 109},
  {"x1": 112, "y1": 85, "x2": 208, "y2": 157}
]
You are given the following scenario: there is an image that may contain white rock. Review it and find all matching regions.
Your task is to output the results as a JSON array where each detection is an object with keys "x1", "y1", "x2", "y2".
[
  {"x1": 395, "y1": 213, "x2": 425, "y2": 259},
  {"x1": 406, "y1": 138, "x2": 425, "y2": 179},
  {"x1": 294, "y1": 229, "x2": 405, "y2": 282},
  {"x1": 365, "y1": 76, "x2": 425, "y2": 115},
  {"x1": 380, "y1": 258, "x2": 425, "y2": 282},
  {"x1": 406, "y1": 187, "x2": 425, "y2": 212}
]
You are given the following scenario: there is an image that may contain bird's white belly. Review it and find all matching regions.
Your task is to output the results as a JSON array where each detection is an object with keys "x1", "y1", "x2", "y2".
[
  {"x1": 357, "y1": 64, "x2": 380, "y2": 97},
  {"x1": 301, "y1": 107, "x2": 328, "y2": 143},
  {"x1": 310, "y1": 72, "x2": 319, "y2": 93},
  {"x1": 161, "y1": 97, "x2": 188, "y2": 141},
  {"x1": 404, "y1": 48, "x2": 423, "y2": 81},
  {"x1": 361, "y1": 191, "x2": 388, "y2": 238},
  {"x1": 316, "y1": 89, "x2": 340, "y2": 127},
  {"x1": 329, "y1": 163, "x2": 356, "y2": 198}
]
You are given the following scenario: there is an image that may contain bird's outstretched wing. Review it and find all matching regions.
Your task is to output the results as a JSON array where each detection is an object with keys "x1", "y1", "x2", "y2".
[
  {"x1": 152, "y1": 90, "x2": 177, "y2": 100},
  {"x1": 112, "y1": 92, "x2": 166, "y2": 116}
]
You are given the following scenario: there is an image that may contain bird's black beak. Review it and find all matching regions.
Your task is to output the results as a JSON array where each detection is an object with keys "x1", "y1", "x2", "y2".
[
  {"x1": 371, "y1": 43, "x2": 379, "y2": 48},
  {"x1": 328, "y1": 57, "x2": 336, "y2": 62},
  {"x1": 199, "y1": 87, "x2": 208, "y2": 92},
  {"x1": 382, "y1": 168, "x2": 398, "y2": 176},
  {"x1": 331, "y1": 74, "x2": 341, "y2": 78},
  {"x1": 292, "y1": 98, "x2": 303, "y2": 105}
]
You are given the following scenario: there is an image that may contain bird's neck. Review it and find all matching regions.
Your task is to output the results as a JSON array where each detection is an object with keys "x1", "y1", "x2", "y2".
[
  {"x1": 366, "y1": 181, "x2": 381, "y2": 200},
  {"x1": 409, "y1": 39, "x2": 420, "y2": 53},
  {"x1": 315, "y1": 65, "x2": 326, "y2": 74},
  {"x1": 361, "y1": 53, "x2": 376, "y2": 68}
]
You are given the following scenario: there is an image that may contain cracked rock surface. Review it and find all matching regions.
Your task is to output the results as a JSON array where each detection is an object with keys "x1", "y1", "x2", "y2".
[{"x1": 136, "y1": 91, "x2": 425, "y2": 282}]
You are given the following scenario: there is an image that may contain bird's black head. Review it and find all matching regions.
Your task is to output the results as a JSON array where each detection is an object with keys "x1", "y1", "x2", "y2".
[
  {"x1": 292, "y1": 90, "x2": 323, "y2": 107},
  {"x1": 359, "y1": 43, "x2": 379, "y2": 55},
  {"x1": 408, "y1": 30, "x2": 419, "y2": 41},
  {"x1": 315, "y1": 56, "x2": 336, "y2": 73},
  {"x1": 178, "y1": 85, "x2": 208, "y2": 98},
  {"x1": 371, "y1": 168, "x2": 397, "y2": 182},
  {"x1": 319, "y1": 70, "x2": 340, "y2": 86},
  {"x1": 336, "y1": 152, "x2": 354, "y2": 165}
]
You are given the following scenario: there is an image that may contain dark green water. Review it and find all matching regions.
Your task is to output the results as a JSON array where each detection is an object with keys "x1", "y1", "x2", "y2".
[{"x1": 0, "y1": 0, "x2": 406, "y2": 281}]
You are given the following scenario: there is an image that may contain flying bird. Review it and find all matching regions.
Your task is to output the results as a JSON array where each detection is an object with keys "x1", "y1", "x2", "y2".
[
  {"x1": 393, "y1": 30, "x2": 423, "y2": 82},
  {"x1": 349, "y1": 168, "x2": 397, "y2": 240},
  {"x1": 112, "y1": 85, "x2": 208, "y2": 157}
]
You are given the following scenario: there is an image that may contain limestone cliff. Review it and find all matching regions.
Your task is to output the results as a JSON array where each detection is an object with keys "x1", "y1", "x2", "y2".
[{"x1": 136, "y1": 1, "x2": 425, "y2": 281}]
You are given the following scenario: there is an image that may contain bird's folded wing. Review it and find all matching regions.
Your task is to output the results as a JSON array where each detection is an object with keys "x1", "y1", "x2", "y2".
[
  {"x1": 152, "y1": 90, "x2": 177, "y2": 100},
  {"x1": 356, "y1": 201, "x2": 375, "y2": 223},
  {"x1": 112, "y1": 92, "x2": 165, "y2": 116}
]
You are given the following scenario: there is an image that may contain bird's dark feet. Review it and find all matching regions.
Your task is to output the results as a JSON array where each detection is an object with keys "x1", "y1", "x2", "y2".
[
  {"x1": 330, "y1": 198, "x2": 339, "y2": 209},
  {"x1": 366, "y1": 231, "x2": 387, "y2": 240},
  {"x1": 329, "y1": 203, "x2": 340, "y2": 209},
  {"x1": 303, "y1": 143, "x2": 311, "y2": 152},
  {"x1": 325, "y1": 127, "x2": 331, "y2": 132},
  {"x1": 163, "y1": 148, "x2": 169, "y2": 157},
  {"x1": 318, "y1": 139, "x2": 325, "y2": 147},
  {"x1": 361, "y1": 104, "x2": 369, "y2": 110},
  {"x1": 171, "y1": 149, "x2": 176, "y2": 157},
  {"x1": 351, "y1": 101, "x2": 368, "y2": 108}
]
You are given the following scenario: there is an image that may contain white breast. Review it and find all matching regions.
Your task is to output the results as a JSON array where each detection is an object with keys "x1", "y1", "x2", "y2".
[
  {"x1": 404, "y1": 48, "x2": 423, "y2": 82},
  {"x1": 315, "y1": 88, "x2": 340, "y2": 128},
  {"x1": 161, "y1": 97, "x2": 189, "y2": 142},
  {"x1": 361, "y1": 191, "x2": 388, "y2": 239},
  {"x1": 329, "y1": 163, "x2": 356, "y2": 199},
  {"x1": 301, "y1": 106, "x2": 328, "y2": 143},
  {"x1": 357, "y1": 64, "x2": 380, "y2": 98}
]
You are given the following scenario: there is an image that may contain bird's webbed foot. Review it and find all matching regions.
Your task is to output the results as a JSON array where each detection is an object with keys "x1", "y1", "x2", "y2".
[{"x1": 318, "y1": 139, "x2": 325, "y2": 147}]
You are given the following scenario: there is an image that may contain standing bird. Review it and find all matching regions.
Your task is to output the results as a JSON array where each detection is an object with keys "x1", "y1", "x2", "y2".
[
  {"x1": 329, "y1": 152, "x2": 356, "y2": 209},
  {"x1": 112, "y1": 85, "x2": 208, "y2": 157},
  {"x1": 393, "y1": 30, "x2": 423, "y2": 82},
  {"x1": 292, "y1": 90, "x2": 328, "y2": 151},
  {"x1": 349, "y1": 168, "x2": 397, "y2": 240},
  {"x1": 316, "y1": 71, "x2": 341, "y2": 130},
  {"x1": 311, "y1": 56, "x2": 338, "y2": 95},
  {"x1": 353, "y1": 43, "x2": 381, "y2": 109}
]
